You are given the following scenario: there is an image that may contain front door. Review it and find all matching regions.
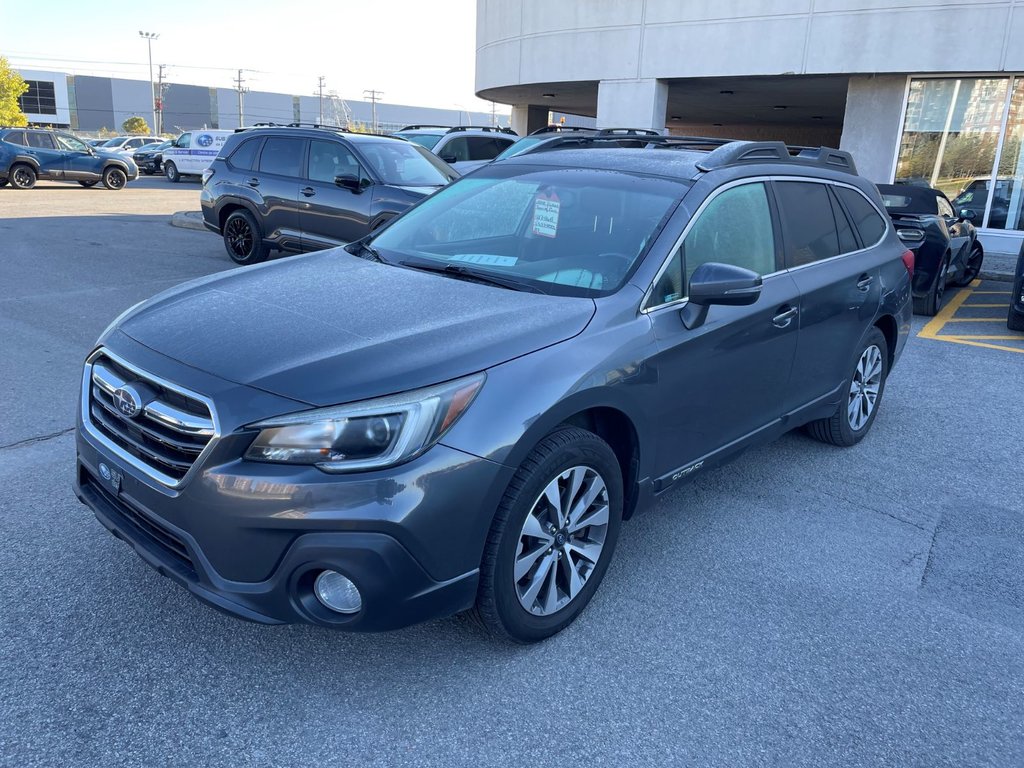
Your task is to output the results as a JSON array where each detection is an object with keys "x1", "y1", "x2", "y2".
[
  {"x1": 57, "y1": 133, "x2": 101, "y2": 180},
  {"x1": 299, "y1": 139, "x2": 374, "y2": 249},
  {"x1": 645, "y1": 180, "x2": 800, "y2": 486}
]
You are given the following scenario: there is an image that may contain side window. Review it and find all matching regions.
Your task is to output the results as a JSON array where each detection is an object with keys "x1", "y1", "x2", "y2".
[
  {"x1": 465, "y1": 136, "x2": 505, "y2": 161},
  {"x1": 176, "y1": 133, "x2": 191, "y2": 149},
  {"x1": 228, "y1": 138, "x2": 260, "y2": 171},
  {"x1": 258, "y1": 137, "x2": 304, "y2": 177},
  {"x1": 650, "y1": 182, "x2": 776, "y2": 308},
  {"x1": 828, "y1": 187, "x2": 859, "y2": 253},
  {"x1": 55, "y1": 134, "x2": 88, "y2": 152},
  {"x1": 5, "y1": 131, "x2": 28, "y2": 146},
  {"x1": 936, "y1": 194, "x2": 955, "y2": 218},
  {"x1": 26, "y1": 132, "x2": 56, "y2": 149},
  {"x1": 835, "y1": 186, "x2": 887, "y2": 246},
  {"x1": 439, "y1": 136, "x2": 469, "y2": 162},
  {"x1": 308, "y1": 139, "x2": 361, "y2": 183},
  {"x1": 775, "y1": 181, "x2": 841, "y2": 267}
]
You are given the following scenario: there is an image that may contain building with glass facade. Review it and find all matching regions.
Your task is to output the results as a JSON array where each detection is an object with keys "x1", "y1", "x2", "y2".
[{"x1": 476, "y1": 0, "x2": 1024, "y2": 253}]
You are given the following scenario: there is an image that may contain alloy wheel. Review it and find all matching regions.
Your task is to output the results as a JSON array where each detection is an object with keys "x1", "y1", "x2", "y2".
[
  {"x1": 848, "y1": 344, "x2": 883, "y2": 431},
  {"x1": 226, "y1": 217, "x2": 254, "y2": 259},
  {"x1": 12, "y1": 167, "x2": 33, "y2": 188},
  {"x1": 514, "y1": 465, "x2": 609, "y2": 616}
]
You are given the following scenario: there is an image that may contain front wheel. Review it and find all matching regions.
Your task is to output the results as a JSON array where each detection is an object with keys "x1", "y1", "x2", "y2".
[
  {"x1": 805, "y1": 326, "x2": 889, "y2": 448},
  {"x1": 78, "y1": 180, "x2": 98, "y2": 188},
  {"x1": 913, "y1": 254, "x2": 949, "y2": 316},
  {"x1": 164, "y1": 162, "x2": 180, "y2": 183},
  {"x1": 222, "y1": 209, "x2": 268, "y2": 265},
  {"x1": 102, "y1": 167, "x2": 127, "y2": 190},
  {"x1": 472, "y1": 427, "x2": 623, "y2": 643}
]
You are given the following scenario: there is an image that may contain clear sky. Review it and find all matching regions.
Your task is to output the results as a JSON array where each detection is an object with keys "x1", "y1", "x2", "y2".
[{"x1": 0, "y1": 0, "x2": 504, "y2": 114}]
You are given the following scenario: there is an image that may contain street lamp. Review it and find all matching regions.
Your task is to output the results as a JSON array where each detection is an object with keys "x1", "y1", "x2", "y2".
[{"x1": 139, "y1": 31, "x2": 159, "y2": 135}]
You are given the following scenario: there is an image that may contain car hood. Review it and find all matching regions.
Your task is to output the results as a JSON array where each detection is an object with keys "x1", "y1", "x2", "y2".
[{"x1": 117, "y1": 249, "x2": 596, "y2": 407}]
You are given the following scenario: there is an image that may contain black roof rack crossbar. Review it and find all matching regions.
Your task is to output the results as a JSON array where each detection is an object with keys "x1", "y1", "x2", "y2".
[
  {"x1": 397, "y1": 124, "x2": 449, "y2": 131},
  {"x1": 445, "y1": 125, "x2": 517, "y2": 135},
  {"x1": 529, "y1": 125, "x2": 596, "y2": 135},
  {"x1": 694, "y1": 141, "x2": 857, "y2": 174}
]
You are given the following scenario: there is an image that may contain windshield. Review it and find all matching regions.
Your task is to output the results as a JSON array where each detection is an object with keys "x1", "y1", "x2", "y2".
[
  {"x1": 359, "y1": 140, "x2": 455, "y2": 186},
  {"x1": 397, "y1": 133, "x2": 443, "y2": 150},
  {"x1": 494, "y1": 136, "x2": 549, "y2": 161},
  {"x1": 369, "y1": 165, "x2": 684, "y2": 297},
  {"x1": 101, "y1": 138, "x2": 125, "y2": 148}
]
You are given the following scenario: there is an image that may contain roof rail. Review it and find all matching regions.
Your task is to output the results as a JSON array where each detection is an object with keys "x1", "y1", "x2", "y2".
[
  {"x1": 397, "y1": 124, "x2": 449, "y2": 131},
  {"x1": 529, "y1": 125, "x2": 596, "y2": 135},
  {"x1": 446, "y1": 125, "x2": 517, "y2": 135},
  {"x1": 694, "y1": 141, "x2": 858, "y2": 174}
]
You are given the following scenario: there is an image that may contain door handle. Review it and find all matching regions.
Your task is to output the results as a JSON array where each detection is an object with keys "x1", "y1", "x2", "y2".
[
  {"x1": 772, "y1": 306, "x2": 798, "y2": 328},
  {"x1": 856, "y1": 274, "x2": 873, "y2": 292},
  {"x1": 301, "y1": 187, "x2": 316, "y2": 197},
  {"x1": 246, "y1": 177, "x2": 260, "y2": 187}
]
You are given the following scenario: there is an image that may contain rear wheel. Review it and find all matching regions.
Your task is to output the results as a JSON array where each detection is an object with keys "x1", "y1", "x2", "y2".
[
  {"x1": 164, "y1": 162, "x2": 180, "y2": 183},
  {"x1": 222, "y1": 209, "x2": 268, "y2": 265},
  {"x1": 471, "y1": 427, "x2": 623, "y2": 643},
  {"x1": 805, "y1": 326, "x2": 889, "y2": 448},
  {"x1": 102, "y1": 167, "x2": 127, "y2": 190},
  {"x1": 913, "y1": 254, "x2": 949, "y2": 316},
  {"x1": 9, "y1": 164, "x2": 36, "y2": 190},
  {"x1": 953, "y1": 243, "x2": 984, "y2": 286},
  {"x1": 78, "y1": 180, "x2": 98, "y2": 188}
]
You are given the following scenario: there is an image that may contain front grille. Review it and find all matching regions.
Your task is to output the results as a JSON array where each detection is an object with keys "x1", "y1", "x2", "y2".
[
  {"x1": 82, "y1": 468, "x2": 198, "y2": 581},
  {"x1": 84, "y1": 351, "x2": 217, "y2": 485}
]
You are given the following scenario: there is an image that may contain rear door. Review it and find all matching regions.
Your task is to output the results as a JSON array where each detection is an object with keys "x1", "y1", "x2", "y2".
[
  {"x1": 775, "y1": 179, "x2": 883, "y2": 413},
  {"x1": 25, "y1": 132, "x2": 65, "y2": 179},
  {"x1": 253, "y1": 136, "x2": 305, "y2": 251},
  {"x1": 645, "y1": 180, "x2": 801, "y2": 484},
  {"x1": 299, "y1": 138, "x2": 374, "y2": 249}
]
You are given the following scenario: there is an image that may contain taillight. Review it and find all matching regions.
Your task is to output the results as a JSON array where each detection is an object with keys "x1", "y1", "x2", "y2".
[
  {"x1": 901, "y1": 249, "x2": 914, "y2": 278},
  {"x1": 201, "y1": 168, "x2": 215, "y2": 186}
]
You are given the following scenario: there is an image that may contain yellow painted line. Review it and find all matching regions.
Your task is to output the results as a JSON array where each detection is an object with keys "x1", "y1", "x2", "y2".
[
  {"x1": 927, "y1": 337, "x2": 1024, "y2": 354},
  {"x1": 960, "y1": 303, "x2": 1010, "y2": 308},
  {"x1": 936, "y1": 334, "x2": 1024, "y2": 341},
  {"x1": 972, "y1": 291, "x2": 1012, "y2": 295},
  {"x1": 919, "y1": 285, "x2": 973, "y2": 338},
  {"x1": 937, "y1": 317, "x2": 1006, "y2": 322}
]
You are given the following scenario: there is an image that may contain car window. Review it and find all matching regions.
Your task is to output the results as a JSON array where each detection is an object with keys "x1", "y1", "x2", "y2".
[
  {"x1": 650, "y1": 182, "x2": 776, "y2": 307},
  {"x1": 26, "y1": 132, "x2": 56, "y2": 149},
  {"x1": 228, "y1": 138, "x2": 260, "y2": 171},
  {"x1": 465, "y1": 136, "x2": 509, "y2": 162},
  {"x1": 775, "y1": 181, "x2": 841, "y2": 267},
  {"x1": 258, "y1": 137, "x2": 304, "y2": 177},
  {"x1": 400, "y1": 133, "x2": 443, "y2": 150},
  {"x1": 494, "y1": 136, "x2": 548, "y2": 160},
  {"x1": 829, "y1": 187, "x2": 859, "y2": 253},
  {"x1": 438, "y1": 136, "x2": 469, "y2": 162},
  {"x1": 358, "y1": 141, "x2": 454, "y2": 186},
  {"x1": 175, "y1": 133, "x2": 191, "y2": 149},
  {"x1": 5, "y1": 131, "x2": 27, "y2": 146},
  {"x1": 55, "y1": 134, "x2": 88, "y2": 152},
  {"x1": 835, "y1": 187, "x2": 887, "y2": 246},
  {"x1": 308, "y1": 139, "x2": 361, "y2": 183},
  {"x1": 936, "y1": 194, "x2": 955, "y2": 218}
]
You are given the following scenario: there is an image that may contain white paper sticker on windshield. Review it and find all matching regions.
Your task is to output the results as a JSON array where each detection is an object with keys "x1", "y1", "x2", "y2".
[
  {"x1": 532, "y1": 193, "x2": 560, "y2": 238},
  {"x1": 448, "y1": 253, "x2": 519, "y2": 266}
]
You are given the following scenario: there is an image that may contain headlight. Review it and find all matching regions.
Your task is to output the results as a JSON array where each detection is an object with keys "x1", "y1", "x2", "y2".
[{"x1": 244, "y1": 373, "x2": 485, "y2": 472}]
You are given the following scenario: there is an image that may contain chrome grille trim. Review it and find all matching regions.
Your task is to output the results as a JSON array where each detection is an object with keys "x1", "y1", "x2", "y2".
[{"x1": 81, "y1": 348, "x2": 221, "y2": 490}]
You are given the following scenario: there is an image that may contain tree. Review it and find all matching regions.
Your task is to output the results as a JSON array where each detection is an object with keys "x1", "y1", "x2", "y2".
[
  {"x1": 0, "y1": 55, "x2": 28, "y2": 127},
  {"x1": 122, "y1": 116, "x2": 150, "y2": 134}
]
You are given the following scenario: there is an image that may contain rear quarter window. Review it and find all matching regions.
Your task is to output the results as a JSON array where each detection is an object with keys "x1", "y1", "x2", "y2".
[
  {"x1": 836, "y1": 186, "x2": 887, "y2": 246},
  {"x1": 228, "y1": 138, "x2": 261, "y2": 171}
]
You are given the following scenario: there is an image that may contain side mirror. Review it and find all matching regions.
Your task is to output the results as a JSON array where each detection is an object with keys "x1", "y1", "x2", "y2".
[
  {"x1": 680, "y1": 262, "x2": 762, "y2": 330},
  {"x1": 335, "y1": 174, "x2": 363, "y2": 192},
  {"x1": 439, "y1": 154, "x2": 458, "y2": 165},
  {"x1": 958, "y1": 209, "x2": 976, "y2": 222}
]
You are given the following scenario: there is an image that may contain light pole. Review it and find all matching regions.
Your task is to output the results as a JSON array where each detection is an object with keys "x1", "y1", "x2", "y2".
[{"x1": 138, "y1": 31, "x2": 159, "y2": 134}]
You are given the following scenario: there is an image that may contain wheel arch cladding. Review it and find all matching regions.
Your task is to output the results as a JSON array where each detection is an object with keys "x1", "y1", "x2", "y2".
[
  {"x1": 560, "y1": 407, "x2": 641, "y2": 520},
  {"x1": 874, "y1": 314, "x2": 897, "y2": 369}
]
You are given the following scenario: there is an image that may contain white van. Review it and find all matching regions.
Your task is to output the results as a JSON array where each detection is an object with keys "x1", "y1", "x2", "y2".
[{"x1": 162, "y1": 129, "x2": 233, "y2": 183}]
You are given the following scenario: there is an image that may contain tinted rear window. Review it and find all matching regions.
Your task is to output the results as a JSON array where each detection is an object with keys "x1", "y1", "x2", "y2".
[
  {"x1": 775, "y1": 181, "x2": 841, "y2": 267},
  {"x1": 258, "y1": 138, "x2": 304, "y2": 177},
  {"x1": 837, "y1": 187, "x2": 887, "y2": 245},
  {"x1": 4, "y1": 131, "x2": 28, "y2": 146},
  {"x1": 229, "y1": 138, "x2": 260, "y2": 170}
]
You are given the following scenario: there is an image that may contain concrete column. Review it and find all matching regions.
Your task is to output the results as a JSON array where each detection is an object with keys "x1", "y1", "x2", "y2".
[
  {"x1": 511, "y1": 105, "x2": 549, "y2": 137},
  {"x1": 839, "y1": 75, "x2": 909, "y2": 184},
  {"x1": 596, "y1": 79, "x2": 668, "y2": 133}
]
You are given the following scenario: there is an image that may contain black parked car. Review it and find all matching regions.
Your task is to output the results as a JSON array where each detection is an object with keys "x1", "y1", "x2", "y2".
[
  {"x1": 76, "y1": 140, "x2": 911, "y2": 642},
  {"x1": 877, "y1": 183, "x2": 983, "y2": 316},
  {"x1": 200, "y1": 126, "x2": 458, "y2": 264},
  {"x1": 133, "y1": 139, "x2": 173, "y2": 175},
  {"x1": 1009, "y1": 242, "x2": 1024, "y2": 331}
]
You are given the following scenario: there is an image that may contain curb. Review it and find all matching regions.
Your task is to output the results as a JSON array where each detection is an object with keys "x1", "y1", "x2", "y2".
[
  {"x1": 978, "y1": 269, "x2": 1014, "y2": 283},
  {"x1": 170, "y1": 211, "x2": 206, "y2": 232}
]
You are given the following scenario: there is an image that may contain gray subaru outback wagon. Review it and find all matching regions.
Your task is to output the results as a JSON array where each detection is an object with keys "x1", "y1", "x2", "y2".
[{"x1": 75, "y1": 138, "x2": 912, "y2": 643}]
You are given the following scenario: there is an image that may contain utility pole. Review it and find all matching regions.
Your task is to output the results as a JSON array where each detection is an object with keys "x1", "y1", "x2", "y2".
[
  {"x1": 363, "y1": 89, "x2": 383, "y2": 132},
  {"x1": 234, "y1": 69, "x2": 248, "y2": 128},
  {"x1": 317, "y1": 76, "x2": 326, "y2": 125},
  {"x1": 156, "y1": 64, "x2": 166, "y2": 135},
  {"x1": 138, "y1": 31, "x2": 159, "y2": 134},
  {"x1": 490, "y1": 101, "x2": 497, "y2": 127}
]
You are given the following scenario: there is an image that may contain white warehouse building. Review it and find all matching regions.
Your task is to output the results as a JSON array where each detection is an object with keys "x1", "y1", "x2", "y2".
[{"x1": 475, "y1": 0, "x2": 1024, "y2": 253}]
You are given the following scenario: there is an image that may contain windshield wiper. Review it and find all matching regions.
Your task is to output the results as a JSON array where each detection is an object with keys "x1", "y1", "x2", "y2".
[
  {"x1": 398, "y1": 259, "x2": 546, "y2": 294},
  {"x1": 346, "y1": 240, "x2": 386, "y2": 263}
]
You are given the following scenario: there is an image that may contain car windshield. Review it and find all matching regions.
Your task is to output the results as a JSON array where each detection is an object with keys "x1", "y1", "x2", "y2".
[
  {"x1": 369, "y1": 165, "x2": 684, "y2": 297},
  {"x1": 398, "y1": 133, "x2": 443, "y2": 150},
  {"x1": 359, "y1": 140, "x2": 455, "y2": 186},
  {"x1": 494, "y1": 136, "x2": 550, "y2": 161},
  {"x1": 101, "y1": 138, "x2": 125, "y2": 148}
]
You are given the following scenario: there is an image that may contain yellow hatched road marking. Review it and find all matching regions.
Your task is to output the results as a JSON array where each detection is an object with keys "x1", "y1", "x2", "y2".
[
  {"x1": 973, "y1": 291, "x2": 1012, "y2": 295},
  {"x1": 936, "y1": 334, "x2": 1024, "y2": 341},
  {"x1": 919, "y1": 283, "x2": 1024, "y2": 354},
  {"x1": 961, "y1": 303, "x2": 1010, "y2": 308},
  {"x1": 937, "y1": 317, "x2": 1006, "y2": 322}
]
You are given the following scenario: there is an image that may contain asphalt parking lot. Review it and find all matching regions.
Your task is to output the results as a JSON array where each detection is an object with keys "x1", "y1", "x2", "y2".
[{"x1": 1, "y1": 180, "x2": 1022, "y2": 767}]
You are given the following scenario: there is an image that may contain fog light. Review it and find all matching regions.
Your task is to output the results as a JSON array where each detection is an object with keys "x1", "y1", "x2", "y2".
[{"x1": 313, "y1": 570, "x2": 362, "y2": 614}]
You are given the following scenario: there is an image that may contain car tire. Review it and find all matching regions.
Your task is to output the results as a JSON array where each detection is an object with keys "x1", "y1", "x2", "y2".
[
  {"x1": 0, "y1": 178, "x2": 8, "y2": 188},
  {"x1": 9, "y1": 164, "x2": 36, "y2": 190},
  {"x1": 953, "y1": 244, "x2": 984, "y2": 287},
  {"x1": 805, "y1": 326, "x2": 889, "y2": 448},
  {"x1": 102, "y1": 167, "x2": 127, "y2": 190},
  {"x1": 78, "y1": 180, "x2": 98, "y2": 188},
  {"x1": 471, "y1": 426, "x2": 623, "y2": 643},
  {"x1": 1009, "y1": 307, "x2": 1024, "y2": 332},
  {"x1": 164, "y1": 162, "x2": 180, "y2": 183},
  {"x1": 222, "y1": 209, "x2": 269, "y2": 265},
  {"x1": 913, "y1": 253, "x2": 950, "y2": 316}
]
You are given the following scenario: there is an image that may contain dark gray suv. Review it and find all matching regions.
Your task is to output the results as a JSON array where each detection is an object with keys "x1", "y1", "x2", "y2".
[{"x1": 75, "y1": 139, "x2": 912, "y2": 642}]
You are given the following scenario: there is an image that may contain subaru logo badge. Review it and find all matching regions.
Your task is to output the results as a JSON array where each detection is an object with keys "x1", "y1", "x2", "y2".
[
  {"x1": 98, "y1": 463, "x2": 111, "y2": 481},
  {"x1": 197, "y1": 133, "x2": 213, "y2": 147},
  {"x1": 113, "y1": 385, "x2": 141, "y2": 418}
]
